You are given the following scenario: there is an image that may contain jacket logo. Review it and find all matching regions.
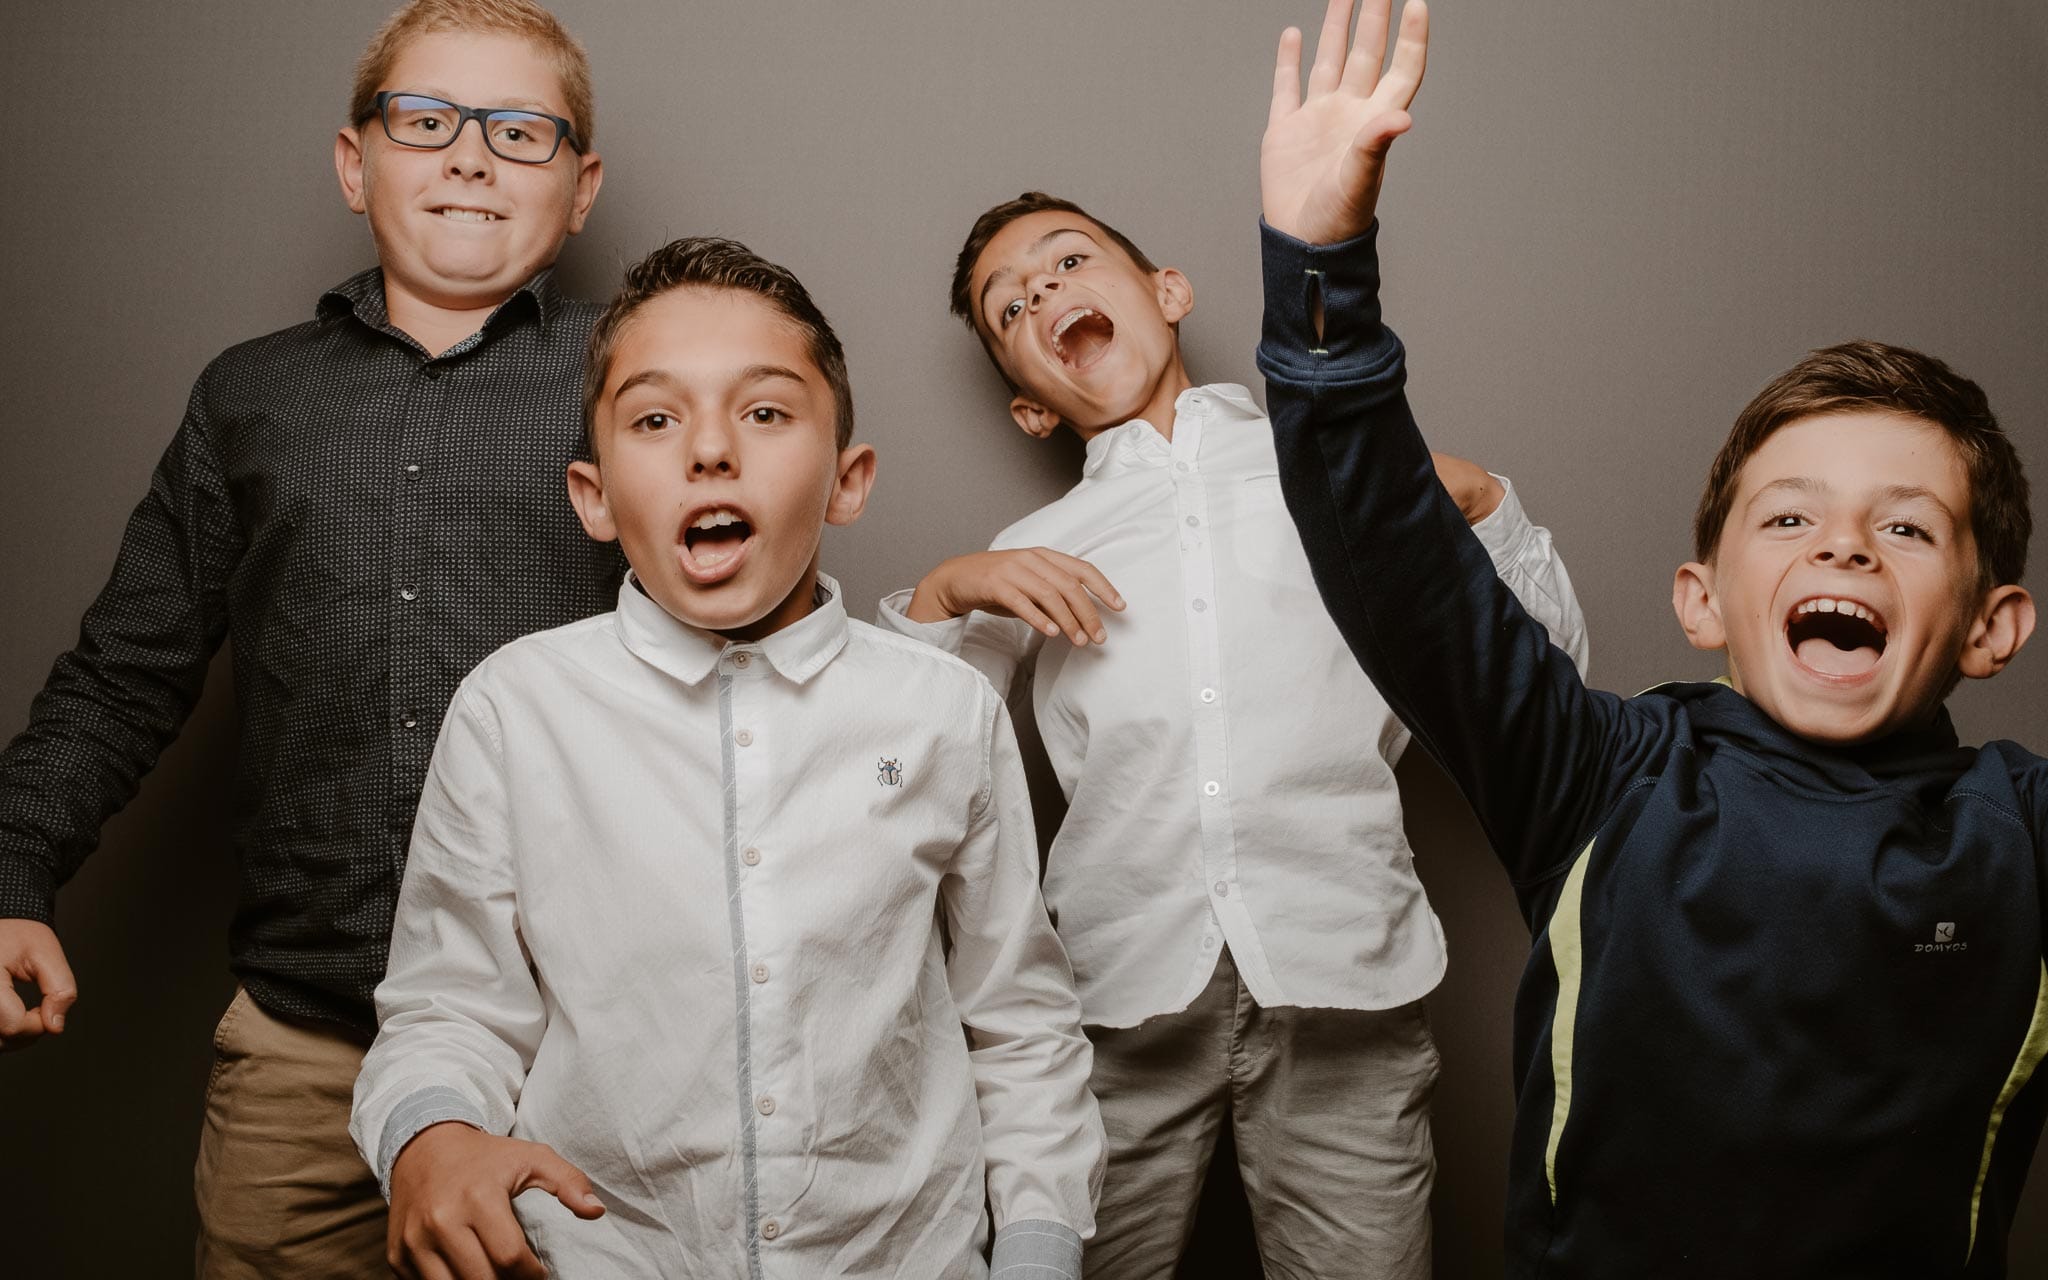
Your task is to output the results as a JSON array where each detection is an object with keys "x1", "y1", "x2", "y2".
[
  {"x1": 1915, "y1": 921, "x2": 1967, "y2": 953},
  {"x1": 877, "y1": 757, "x2": 903, "y2": 787}
]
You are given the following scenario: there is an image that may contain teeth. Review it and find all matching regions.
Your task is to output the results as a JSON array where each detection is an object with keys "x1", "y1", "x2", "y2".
[
  {"x1": 692, "y1": 509, "x2": 741, "y2": 530},
  {"x1": 436, "y1": 208, "x2": 498, "y2": 222},
  {"x1": 1795, "y1": 598, "x2": 1882, "y2": 627}
]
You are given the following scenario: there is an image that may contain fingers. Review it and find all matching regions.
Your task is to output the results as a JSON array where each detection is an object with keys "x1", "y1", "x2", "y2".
[
  {"x1": 473, "y1": 1203, "x2": 549, "y2": 1279},
  {"x1": 24, "y1": 939, "x2": 77, "y2": 1033},
  {"x1": 1341, "y1": 0, "x2": 1392, "y2": 93},
  {"x1": 519, "y1": 1145, "x2": 606, "y2": 1221},
  {"x1": 1305, "y1": 0, "x2": 1354, "y2": 97},
  {"x1": 1268, "y1": 26, "x2": 1303, "y2": 126},
  {"x1": 1045, "y1": 552, "x2": 1126, "y2": 613},
  {"x1": 1377, "y1": 0, "x2": 1430, "y2": 110}
]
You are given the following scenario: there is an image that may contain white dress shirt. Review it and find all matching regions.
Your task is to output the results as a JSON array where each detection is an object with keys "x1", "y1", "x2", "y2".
[
  {"x1": 879, "y1": 385, "x2": 1589, "y2": 1028},
  {"x1": 352, "y1": 575, "x2": 1103, "y2": 1279}
]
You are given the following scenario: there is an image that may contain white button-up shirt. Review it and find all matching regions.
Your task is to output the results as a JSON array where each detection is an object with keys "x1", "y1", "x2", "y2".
[
  {"x1": 352, "y1": 576, "x2": 1103, "y2": 1278},
  {"x1": 880, "y1": 385, "x2": 1589, "y2": 1027}
]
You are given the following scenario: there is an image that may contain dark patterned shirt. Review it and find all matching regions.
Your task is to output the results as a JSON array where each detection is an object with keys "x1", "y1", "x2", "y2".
[{"x1": 0, "y1": 267, "x2": 624, "y2": 1032}]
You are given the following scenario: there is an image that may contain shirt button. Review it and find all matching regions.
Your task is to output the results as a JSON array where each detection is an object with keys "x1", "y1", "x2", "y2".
[
  {"x1": 1192, "y1": 598, "x2": 1208, "y2": 612},
  {"x1": 398, "y1": 585, "x2": 418, "y2": 602},
  {"x1": 1214, "y1": 881, "x2": 1230, "y2": 897},
  {"x1": 401, "y1": 712, "x2": 418, "y2": 730},
  {"x1": 751, "y1": 962, "x2": 769, "y2": 983},
  {"x1": 1203, "y1": 780, "x2": 1221, "y2": 797},
  {"x1": 732, "y1": 652, "x2": 751, "y2": 668},
  {"x1": 742, "y1": 846, "x2": 762, "y2": 866},
  {"x1": 1202, "y1": 935, "x2": 1217, "y2": 949},
  {"x1": 757, "y1": 1095, "x2": 775, "y2": 1115},
  {"x1": 736, "y1": 729, "x2": 754, "y2": 747},
  {"x1": 1175, "y1": 461, "x2": 1190, "y2": 473},
  {"x1": 1199, "y1": 688, "x2": 1217, "y2": 703},
  {"x1": 1185, "y1": 515, "x2": 1200, "y2": 528},
  {"x1": 403, "y1": 463, "x2": 421, "y2": 479},
  {"x1": 761, "y1": 1219, "x2": 780, "y2": 1240}
]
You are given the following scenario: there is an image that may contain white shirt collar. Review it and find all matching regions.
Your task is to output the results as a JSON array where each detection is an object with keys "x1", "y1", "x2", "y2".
[
  {"x1": 1080, "y1": 383, "x2": 1265, "y2": 480},
  {"x1": 615, "y1": 569, "x2": 849, "y2": 687}
]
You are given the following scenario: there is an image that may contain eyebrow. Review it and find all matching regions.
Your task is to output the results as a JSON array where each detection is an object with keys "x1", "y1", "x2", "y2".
[
  {"x1": 610, "y1": 363, "x2": 809, "y2": 404},
  {"x1": 399, "y1": 87, "x2": 557, "y2": 114},
  {"x1": 977, "y1": 228, "x2": 1104, "y2": 317}
]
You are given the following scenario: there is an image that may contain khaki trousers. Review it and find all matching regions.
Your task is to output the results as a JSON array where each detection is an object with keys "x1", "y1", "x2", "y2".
[
  {"x1": 1083, "y1": 948, "x2": 1440, "y2": 1280},
  {"x1": 193, "y1": 987, "x2": 390, "y2": 1278}
]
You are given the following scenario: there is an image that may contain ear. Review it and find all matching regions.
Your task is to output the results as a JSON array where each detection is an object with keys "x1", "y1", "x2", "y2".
[
  {"x1": 565, "y1": 459, "x2": 617, "y2": 543},
  {"x1": 1009, "y1": 396, "x2": 1062, "y2": 440},
  {"x1": 1957, "y1": 584, "x2": 2036, "y2": 679},
  {"x1": 1672, "y1": 560, "x2": 1727, "y2": 652},
  {"x1": 335, "y1": 126, "x2": 368, "y2": 215},
  {"x1": 567, "y1": 150, "x2": 604, "y2": 236},
  {"x1": 1154, "y1": 267, "x2": 1194, "y2": 325},
  {"x1": 825, "y1": 443, "x2": 878, "y2": 527}
]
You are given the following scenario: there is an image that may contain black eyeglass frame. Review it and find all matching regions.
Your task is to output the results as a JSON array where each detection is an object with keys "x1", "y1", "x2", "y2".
[{"x1": 369, "y1": 90, "x2": 584, "y2": 164}]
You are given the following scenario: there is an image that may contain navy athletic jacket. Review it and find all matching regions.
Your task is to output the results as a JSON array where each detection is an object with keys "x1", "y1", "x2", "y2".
[{"x1": 1255, "y1": 221, "x2": 2048, "y2": 1277}]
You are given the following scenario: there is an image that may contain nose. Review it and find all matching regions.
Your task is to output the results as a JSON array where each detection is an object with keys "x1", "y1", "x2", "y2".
[
  {"x1": 443, "y1": 117, "x2": 494, "y2": 180},
  {"x1": 1809, "y1": 519, "x2": 1876, "y2": 569},
  {"x1": 1025, "y1": 273, "x2": 1063, "y2": 311},
  {"x1": 687, "y1": 416, "x2": 737, "y2": 477}
]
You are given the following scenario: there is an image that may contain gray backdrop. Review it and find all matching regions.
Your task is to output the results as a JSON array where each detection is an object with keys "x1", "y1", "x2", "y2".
[{"x1": 3, "y1": 1, "x2": 2045, "y2": 1274}]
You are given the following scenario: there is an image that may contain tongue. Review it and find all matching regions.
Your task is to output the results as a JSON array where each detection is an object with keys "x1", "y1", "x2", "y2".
[
  {"x1": 1060, "y1": 314, "x2": 1114, "y2": 368},
  {"x1": 688, "y1": 526, "x2": 748, "y2": 568},
  {"x1": 1796, "y1": 635, "x2": 1881, "y2": 676}
]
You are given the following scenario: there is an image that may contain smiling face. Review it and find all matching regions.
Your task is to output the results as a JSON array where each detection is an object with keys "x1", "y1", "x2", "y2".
[
  {"x1": 567, "y1": 287, "x2": 875, "y2": 641},
  {"x1": 968, "y1": 210, "x2": 1194, "y2": 439},
  {"x1": 1674, "y1": 410, "x2": 2034, "y2": 744},
  {"x1": 336, "y1": 30, "x2": 601, "y2": 323}
]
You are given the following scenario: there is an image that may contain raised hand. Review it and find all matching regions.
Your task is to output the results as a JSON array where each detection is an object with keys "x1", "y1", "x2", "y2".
[
  {"x1": 1262, "y1": 0, "x2": 1430, "y2": 246},
  {"x1": 0, "y1": 919, "x2": 78, "y2": 1051},
  {"x1": 387, "y1": 1121, "x2": 605, "y2": 1279},
  {"x1": 906, "y1": 548, "x2": 1125, "y2": 647}
]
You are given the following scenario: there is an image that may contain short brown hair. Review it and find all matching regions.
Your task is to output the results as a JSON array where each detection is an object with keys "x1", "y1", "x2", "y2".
[
  {"x1": 583, "y1": 237, "x2": 855, "y2": 460},
  {"x1": 1693, "y1": 340, "x2": 2030, "y2": 589},
  {"x1": 349, "y1": 0, "x2": 595, "y2": 146},
  {"x1": 948, "y1": 192, "x2": 1160, "y2": 334}
]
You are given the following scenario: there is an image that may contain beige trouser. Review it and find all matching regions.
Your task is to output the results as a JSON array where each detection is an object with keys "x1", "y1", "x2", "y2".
[
  {"x1": 1083, "y1": 948, "x2": 1440, "y2": 1280},
  {"x1": 193, "y1": 987, "x2": 390, "y2": 1278}
]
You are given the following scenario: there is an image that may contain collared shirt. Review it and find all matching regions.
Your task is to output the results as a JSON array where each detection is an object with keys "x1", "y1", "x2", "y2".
[
  {"x1": 351, "y1": 576, "x2": 1103, "y2": 1279},
  {"x1": 879, "y1": 384, "x2": 1589, "y2": 1027},
  {"x1": 0, "y1": 267, "x2": 625, "y2": 1031}
]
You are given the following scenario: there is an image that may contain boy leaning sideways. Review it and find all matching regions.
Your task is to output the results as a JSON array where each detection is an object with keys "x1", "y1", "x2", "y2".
[
  {"x1": 0, "y1": 1, "x2": 615, "y2": 1274},
  {"x1": 1257, "y1": 0, "x2": 2048, "y2": 1274},
  {"x1": 350, "y1": 238, "x2": 1104, "y2": 1280},
  {"x1": 878, "y1": 19, "x2": 1584, "y2": 1280}
]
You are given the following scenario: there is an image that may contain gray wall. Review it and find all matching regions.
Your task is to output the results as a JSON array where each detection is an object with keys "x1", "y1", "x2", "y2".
[{"x1": 3, "y1": 1, "x2": 2045, "y2": 1273}]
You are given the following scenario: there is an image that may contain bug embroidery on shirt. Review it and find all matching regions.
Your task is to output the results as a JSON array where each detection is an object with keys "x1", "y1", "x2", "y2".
[{"x1": 878, "y1": 757, "x2": 904, "y2": 788}]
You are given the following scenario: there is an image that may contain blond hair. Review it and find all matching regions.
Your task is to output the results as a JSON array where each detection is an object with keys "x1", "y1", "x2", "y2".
[{"x1": 349, "y1": 0, "x2": 594, "y2": 145}]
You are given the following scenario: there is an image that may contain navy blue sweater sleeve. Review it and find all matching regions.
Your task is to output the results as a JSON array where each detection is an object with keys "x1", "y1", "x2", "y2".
[{"x1": 1255, "y1": 221, "x2": 1659, "y2": 890}]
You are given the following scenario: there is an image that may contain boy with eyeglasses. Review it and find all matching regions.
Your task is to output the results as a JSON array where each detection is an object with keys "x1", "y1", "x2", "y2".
[{"x1": 0, "y1": 2, "x2": 615, "y2": 1273}]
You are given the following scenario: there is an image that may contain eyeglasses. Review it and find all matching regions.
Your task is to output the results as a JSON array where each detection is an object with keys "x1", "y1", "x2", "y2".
[{"x1": 370, "y1": 91, "x2": 583, "y2": 165}]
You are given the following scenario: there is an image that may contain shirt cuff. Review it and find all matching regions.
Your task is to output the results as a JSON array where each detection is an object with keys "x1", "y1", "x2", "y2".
[
  {"x1": 376, "y1": 1084, "x2": 489, "y2": 1197},
  {"x1": 0, "y1": 855, "x2": 57, "y2": 923},
  {"x1": 1469, "y1": 474, "x2": 1535, "y2": 563},
  {"x1": 875, "y1": 587, "x2": 970, "y2": 654},
  {"x1": 1257, "y1": 218, "x2": 1397, "y2": 378},
  {"x1": 989, "y1": 1219, "x2": 1083, "y2": 1279}
]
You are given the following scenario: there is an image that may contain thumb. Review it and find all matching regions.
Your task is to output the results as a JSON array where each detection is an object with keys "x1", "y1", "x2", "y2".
[
  {"x1": 520, "y1": 1145, "x2": 606, "y2": 1220},
  {"x1": 26, "y1": 937, "x2": 79, "y2": 1033},
  {"x1": 1349, "y1": 108, "x2": 1414, "y2": 166}
]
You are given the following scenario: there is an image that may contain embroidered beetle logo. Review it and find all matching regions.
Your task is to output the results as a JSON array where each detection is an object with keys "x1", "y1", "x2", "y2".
[
  {"x1": 878, "y1": 757, "x2": 903, "y2": 788},
  {"x1": 1934, "y1": 922, "x2": 1955, "y2": 943}
]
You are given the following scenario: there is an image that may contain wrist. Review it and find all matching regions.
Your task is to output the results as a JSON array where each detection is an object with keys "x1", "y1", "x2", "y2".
[{"x1": 905, "y1": 573, "x2": 958, "y2": 624}]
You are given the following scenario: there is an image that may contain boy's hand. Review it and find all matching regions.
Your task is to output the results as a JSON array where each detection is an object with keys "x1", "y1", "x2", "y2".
[
  {"x1": 387, "y1": 1121, "x2": 604, "y2": 1280},
  {"x1": 908, "y1": 549, "x2": 1125, "y2": 647},
  {"x1": 1263, "y1": 0, "x2": 1430, "y2": 246},
  {"x1": 1431, "y1": 452, "x2": 1506, "y2": 524},
  {"x1": 0, "y1": 919, "x2": 77, "y2": 1051}
]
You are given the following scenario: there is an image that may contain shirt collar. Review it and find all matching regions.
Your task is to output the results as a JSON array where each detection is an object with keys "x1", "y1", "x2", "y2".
[
  {"x1": 316, "y1": 266, "x2": 563, "y2": 342},
  {"x1": 615, "y1": 570, "x2": 850, "y2": 687},
  {"x1": 1080, "y1": 382, "x2": 1264, "y2": 479}
]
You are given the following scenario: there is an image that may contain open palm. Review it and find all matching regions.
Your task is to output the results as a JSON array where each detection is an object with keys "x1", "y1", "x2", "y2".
[{"x1": 1262, "y1": 0, "x2": 1430, "y2": 246}]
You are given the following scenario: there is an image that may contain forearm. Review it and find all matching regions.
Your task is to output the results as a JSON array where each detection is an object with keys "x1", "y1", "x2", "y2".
[{"x1": 1256, "y1": 220, "x2": 1611, "y2": 878}]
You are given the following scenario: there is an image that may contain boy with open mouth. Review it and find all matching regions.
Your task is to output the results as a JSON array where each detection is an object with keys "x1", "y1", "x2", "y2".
[
  {"x1": 1256, "y1": 0, "x2": 2048, "y2": 1273},
  {"x1": 351, "y1": 237, "x2": 1103, "y2": 1279},
  {"x1": 875, "y1": 6, "x2": 1588, "y2": 1272}
]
